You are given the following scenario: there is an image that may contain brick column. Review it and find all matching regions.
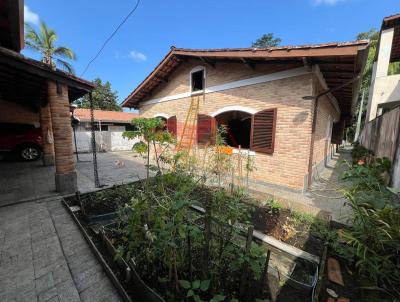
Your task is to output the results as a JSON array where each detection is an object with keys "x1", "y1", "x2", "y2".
[
  {"x1": 48, "y1": 80, "x2": 77, "y2": 194},
  {"x1": 39, "y1": 104, "x2": 55, "y2": 166}
]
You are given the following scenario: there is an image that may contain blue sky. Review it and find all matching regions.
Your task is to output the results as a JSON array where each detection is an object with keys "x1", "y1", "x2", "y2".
[{"x1": 23, "y1": 0, "x2": 398, "y2": 109}]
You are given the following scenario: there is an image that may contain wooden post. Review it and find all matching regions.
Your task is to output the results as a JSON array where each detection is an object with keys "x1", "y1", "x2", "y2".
[
  {"x1": 239, "y1": 226, "x2": 254, "y2": 299},
  {"x1": 259, "y1": 249, "x2": 271, "y2": 298},
  {"x1": 203, "y1": 202, "x2": 212, "y2": 278}
]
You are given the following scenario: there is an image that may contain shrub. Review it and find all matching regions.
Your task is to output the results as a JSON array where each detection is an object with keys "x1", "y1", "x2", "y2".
[{"x1": 339, "y1": 156, "x2": 400, "y2": 298}]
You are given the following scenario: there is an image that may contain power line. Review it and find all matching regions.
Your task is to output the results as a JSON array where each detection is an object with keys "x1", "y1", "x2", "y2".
[{"x1": 80, "y1": 0, "x2": 141, "y2": 77}]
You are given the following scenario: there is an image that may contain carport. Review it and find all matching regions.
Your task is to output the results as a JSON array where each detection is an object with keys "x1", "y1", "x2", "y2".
[
  {"x1": 0, "y1": 0, "x2": 96, "y2": 205},
  {"x1": 0, "y1": 46, "x2": 94, "y2": 201}
]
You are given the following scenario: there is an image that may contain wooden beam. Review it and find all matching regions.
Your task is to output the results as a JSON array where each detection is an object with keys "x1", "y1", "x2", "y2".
[
  {"x1": 0, "y1": 49, "x2": 93, "y2": 92},
  {"x1": 240, "y1": 58, "x2": 255, "y2": 70},
  {"x1": 198, "y1": 56, "x2": 216, "y2": 68},
  {"x1": 322, "y1": 71, "x2": 354, "y2": 78},
  {"x1": 155, "y1": 75, "x2": 168, "y2": 83}
]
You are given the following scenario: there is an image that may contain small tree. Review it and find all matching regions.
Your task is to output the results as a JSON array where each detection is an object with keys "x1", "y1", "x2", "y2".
[
  {"x1": 251, "y1": 33, "x2": 281, "y2": 48},
  {"x1": 75, "y1": 78, "x2": 121, "y2": 111},
  {"x1": 123, "y1": 118, "x2": 173, "y2": 179}
]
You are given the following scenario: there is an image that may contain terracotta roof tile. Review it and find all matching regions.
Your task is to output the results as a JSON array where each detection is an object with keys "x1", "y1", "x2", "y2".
[{"x1": 74, "y1": 109, "x2": 138, "y2": 123}]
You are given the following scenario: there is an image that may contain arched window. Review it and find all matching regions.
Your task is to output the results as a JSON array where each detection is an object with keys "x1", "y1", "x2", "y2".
[{"x1": 197, "y1": 107, "x2": 277, "y2": 154}]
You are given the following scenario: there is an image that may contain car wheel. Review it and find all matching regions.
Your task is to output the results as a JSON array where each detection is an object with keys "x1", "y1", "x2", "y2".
[{"x1": 20, "y1": 145, "x2": 41, "y2": 161}]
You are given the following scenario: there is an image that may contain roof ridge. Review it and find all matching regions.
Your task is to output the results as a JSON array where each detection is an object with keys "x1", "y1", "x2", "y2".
[{"x1": 172, "y1": 40, "x2": 369, "y2": 53}]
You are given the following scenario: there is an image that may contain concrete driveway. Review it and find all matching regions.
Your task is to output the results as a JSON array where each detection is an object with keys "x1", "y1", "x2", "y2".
[{"x1": 0, "y1": 151, "x2": 147, "y2": 207}]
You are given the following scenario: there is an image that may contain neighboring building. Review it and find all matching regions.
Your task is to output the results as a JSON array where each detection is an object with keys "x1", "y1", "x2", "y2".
[
  {"x1": 0, "y1": 0, "x2": 94, "y2": 193},
  {"x1": 71, "y1": 109, "x2": 139, "y2": 152},
  {"x1": 122, "y1": 43, "x2": 369, "y2": 191},
  {"x1": 73, "y1": 108, "x2": 137, "y2": 132},
  {"x1": 366, "y1": 14, "x2": 400, "y2": 121},
  {"x1": 360, "y1": 14, "x2": 400, "y2": 189}
]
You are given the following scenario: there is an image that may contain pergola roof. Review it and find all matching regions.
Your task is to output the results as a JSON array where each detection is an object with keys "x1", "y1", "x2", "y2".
[
  {"x1": 0, "y1": 46, "x2": 94, "y2": 110},
  {"x1": 122, "y1": 41, "x2": 369, "y2": 121}
]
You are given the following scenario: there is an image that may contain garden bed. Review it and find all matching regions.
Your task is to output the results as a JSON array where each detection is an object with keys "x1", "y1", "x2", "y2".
[{"x1": 64, "y1": 175, "x2": 325, "y2": 302}]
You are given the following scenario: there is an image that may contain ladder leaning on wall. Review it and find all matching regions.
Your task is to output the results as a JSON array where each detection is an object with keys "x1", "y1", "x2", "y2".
[
  {"x1": 174, "y1": 94, "x2": 203, "y2": 168},
  {"x1": 177, "y1": 94, "x2": 202, "y2": 153}
]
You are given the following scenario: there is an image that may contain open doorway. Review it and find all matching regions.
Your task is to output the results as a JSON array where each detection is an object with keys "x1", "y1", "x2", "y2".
[{"x1": 214, "y1": 111, "x2": 252, "y2": 148}]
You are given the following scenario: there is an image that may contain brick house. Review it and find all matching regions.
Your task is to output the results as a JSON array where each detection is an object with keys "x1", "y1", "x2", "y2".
[
  {"x1": 0, "y1": 0, "x2": 94, "y2": 193},
  {"x1": 122, "y1": 44, "x2": 369, "y2": 191}
]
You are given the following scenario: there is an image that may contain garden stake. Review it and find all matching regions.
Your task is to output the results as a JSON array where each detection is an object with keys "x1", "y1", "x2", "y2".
[
  {"x1": 203, "y1": 202, "x2": 212, "y2": 279},
  {"x1": 259, "y1": 249, "x2": 271, "y2": 298},
  {"x1": 125, "y1": 266, "x2": 132, "y2": 282},
  {"x1": 230, "y1": 154, "x2": 235, "y2": 194},
  {"x1": 239, "y1": 225, "x2": 254, "y2": 299},
  {"x1": 187, "y1": 229, "x2": 193, "y2": 283}
]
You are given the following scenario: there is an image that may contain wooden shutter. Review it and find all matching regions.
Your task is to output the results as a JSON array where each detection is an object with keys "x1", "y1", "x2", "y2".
[
  {"x1": 167, "y1": 116, "x2": 177, "y2": 137},
  {"x1": 250, "y1": 108, "x2": 277, "y2": 154},
  {"x1": 197, "y1": 114, "x2": 216, "y2": 145}
]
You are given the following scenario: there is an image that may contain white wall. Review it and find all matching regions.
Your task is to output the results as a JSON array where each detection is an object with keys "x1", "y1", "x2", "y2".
[
  {"x1": 73, "y1": 129, "x2": 138, "y2": 152},
  {"x1": 366, "y1": 27, "x2": 399, "y2": 121}
]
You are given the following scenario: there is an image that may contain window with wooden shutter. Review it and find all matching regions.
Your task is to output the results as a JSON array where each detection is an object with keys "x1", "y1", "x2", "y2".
[
  {"x1": 197, "y1": 114, "x2": 216, "y2": 145},
  {"x1": 167, "y1": 116, "x2": 177, "y2": 137},
  {"x1": 250, "y1": 108, "x2": 277, "y2": 154}
]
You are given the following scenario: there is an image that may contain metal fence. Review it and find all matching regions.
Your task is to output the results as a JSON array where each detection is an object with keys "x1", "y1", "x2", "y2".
[{"x1": 359, "y1": 106, "x2": 400, "y2": 188}]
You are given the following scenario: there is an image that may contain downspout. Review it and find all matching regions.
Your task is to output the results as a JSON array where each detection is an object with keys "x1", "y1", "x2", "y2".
[{"x1": 307, "y1": 97, "x2": 319, "y2": 190}]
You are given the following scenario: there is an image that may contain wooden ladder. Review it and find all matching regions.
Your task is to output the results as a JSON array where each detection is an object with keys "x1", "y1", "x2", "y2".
[{"x1": 176, "y1": 94, "x2": 201, "y2": 154}]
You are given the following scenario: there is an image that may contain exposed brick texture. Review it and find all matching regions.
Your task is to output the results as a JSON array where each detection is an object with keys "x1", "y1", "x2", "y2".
[
  {"x1": 0, "y1": 99, "x2": 39, "y2": 124},
  {"x1": 48, "y1": 81, "x2": 75, "y2": 175},
  {"x1": 39, "y1": 104, "x2": 55, "y2": 158},
  {"x1": 137, "y1": 60, "x2": 340, "y2": 190},
  {"x1": 312, "y1": 80, "x2": 340, "y2": 168},
  {"x1": 138, "y1": 61, "x2": 318, "y2": 189}
]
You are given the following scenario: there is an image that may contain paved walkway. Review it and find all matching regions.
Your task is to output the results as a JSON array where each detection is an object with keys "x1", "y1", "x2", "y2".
[
  {"x1": 0, "y1": 151, "x2": 147, "y2": 207},
  {"x1": 75, "y1": 151, "x2": 148, "y2": 193},
  {"x1": 0, "y1": 196, "x2": 122, "y2": 302},
  {"x1": 249, "y1": 149, "x2": 352, "y2": 224}
]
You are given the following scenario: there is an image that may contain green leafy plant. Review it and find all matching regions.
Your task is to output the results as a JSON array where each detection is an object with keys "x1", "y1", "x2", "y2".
[
  {"x1": 112, "y1": 173, "x2": 269, "y2": 301},
  {"x1": 123, "y1": 117, "x2": 174, "y2": 179},
  {"x1": 338, "y1": 156, "x2": 400, "y2": 298}
]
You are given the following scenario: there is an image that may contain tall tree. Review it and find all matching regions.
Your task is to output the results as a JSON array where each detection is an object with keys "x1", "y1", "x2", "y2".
[
  {"x1": 349, "y1": 29, "x2": 379, "y2": 142},
  {"x1": 251, "y1": 33, "x2": 281, "y2": 48},
  {"x1": 75, "y1": 78, "x2": 121, "y2": 111},
  {"x1": 357, "y1": 29, "x2": 379, "y2": 92},
  {"x1": 25, "y1": 21, "x2": 76, "y2": 73}
]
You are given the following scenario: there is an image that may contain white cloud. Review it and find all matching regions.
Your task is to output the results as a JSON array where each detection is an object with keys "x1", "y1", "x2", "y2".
[
  {"x1": 24, "y1": 5, "x2": 39, "y2": 25},
  {"x1": 129, "y1": 51, "x2": 147, "y2": 62},
  {"x1": 313, "y1": 0, "x2": 347, "y2": 5}
]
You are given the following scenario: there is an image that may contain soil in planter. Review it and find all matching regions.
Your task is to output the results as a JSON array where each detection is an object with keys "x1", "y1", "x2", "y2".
[{"x1": 251, "y1": 205, "x2": 324, "y2": 257}]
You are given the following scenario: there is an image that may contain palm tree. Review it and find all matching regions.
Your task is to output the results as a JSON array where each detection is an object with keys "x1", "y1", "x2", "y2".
[{"x1": 25, "y1": 21, "x2": 76, "y2": 73}]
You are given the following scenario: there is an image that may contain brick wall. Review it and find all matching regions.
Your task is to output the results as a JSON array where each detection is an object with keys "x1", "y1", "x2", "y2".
[
  {"x1": 48, "y1": 81, "x2": 75, "y2": 175},
  {"x1": 138, "y1": 60, "x2": 315, "y2": 190},
  {"x1": 0, "y1": 99, "x2": 39, "y2": 124},
  {"x1": 311, "y1": 77, "x2": 340, "y2": 169}
]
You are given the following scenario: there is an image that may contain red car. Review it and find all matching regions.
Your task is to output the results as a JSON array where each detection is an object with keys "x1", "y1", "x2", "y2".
[{"x1": 0, "y1": 123, "x2": 43, "y2": 161}]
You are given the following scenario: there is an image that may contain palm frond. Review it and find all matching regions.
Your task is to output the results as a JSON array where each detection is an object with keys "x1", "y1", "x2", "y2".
[
  {"x1": 24, "y1": 40, "x2": 41, "y2": 52},
  {"x1": 54, "y1": 46, "x2": 76, "y2": 60},
  {"x1": 24, "y1": 23, "x2": 42, "y2": 48},
  {"x1": 56, "y1": 59, "x2": 75, "y2": 74}
]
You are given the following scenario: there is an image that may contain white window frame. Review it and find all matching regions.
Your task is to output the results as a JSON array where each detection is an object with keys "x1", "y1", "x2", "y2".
[
  {"x1": 190, "y1": 66, "x2": 206, "y2": 95},
  {"x1": 153, "y1": 113, "x2": 170, "y2": 119}
]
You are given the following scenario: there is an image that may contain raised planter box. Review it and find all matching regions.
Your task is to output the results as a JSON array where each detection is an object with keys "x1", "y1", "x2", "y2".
[{"x1": 64, "y1": 196, "x2": 320, "y2": 301}]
